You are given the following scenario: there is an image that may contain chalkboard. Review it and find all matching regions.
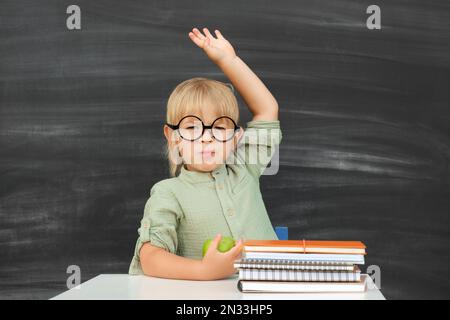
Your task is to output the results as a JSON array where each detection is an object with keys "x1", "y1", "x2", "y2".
[{"x1": 1, "y1": 0, "x2": 449, "y2": 299}]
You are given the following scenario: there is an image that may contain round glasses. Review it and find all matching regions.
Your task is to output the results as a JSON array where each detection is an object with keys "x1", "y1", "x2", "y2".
[{"x1": 166, "y1": 115, "x2": 241, "y2": 142}]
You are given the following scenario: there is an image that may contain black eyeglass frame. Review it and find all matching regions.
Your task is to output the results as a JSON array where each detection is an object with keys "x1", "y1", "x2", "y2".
[{"x1": 166, "y1": 115, "x2": 241, "y2": 142}]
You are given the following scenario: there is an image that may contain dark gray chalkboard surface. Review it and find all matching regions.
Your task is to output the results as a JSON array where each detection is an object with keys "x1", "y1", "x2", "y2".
[{"x1": 1, "y1": 0, "x2": 449, "y2": 299}]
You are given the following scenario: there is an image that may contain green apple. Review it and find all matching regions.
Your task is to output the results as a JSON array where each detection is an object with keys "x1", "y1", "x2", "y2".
[
  {"x1": 202, "y1": 236, "x2": 236, "y2": 257},
  {"x1": 202, "y1": 239, "x2": 212, "y2": 257},
  {"x1": 218, "y1": 236, "x2": 236, "y2": 253}
]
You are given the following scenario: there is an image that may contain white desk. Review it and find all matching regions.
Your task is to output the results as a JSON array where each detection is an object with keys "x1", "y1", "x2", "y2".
[{"x1": 51, "y1": 274, "x2": 385, "y2": 300}]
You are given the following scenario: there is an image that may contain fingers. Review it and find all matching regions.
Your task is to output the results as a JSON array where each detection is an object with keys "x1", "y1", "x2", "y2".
[
  {"x1": 192, "y1": 28, "x2": 206, "y2": 40},
  {"x1": 190, "y1": 27, "x2": 221, "y2": 41},
  {"x1": 189, "y1": 28, "x2": 215, "y2": 49},
  {"x1": 214, "y1": 29, "x2": 225, "y2": 40},
  {"x1": 202, "y1": 27, "x2": 215, "y2": 40},
  {"x1": 188, "y1": 28, "x2": 207, "y2": 48},
  {"x1": 229, "y1": 239, "x2": 244, "y2": 258},
  {"x1": 208, "y1": 233, "x2": 222, "y2": 253},
  {"x1": 188, "y1": 32, "x2": 204, "y2": 48}
]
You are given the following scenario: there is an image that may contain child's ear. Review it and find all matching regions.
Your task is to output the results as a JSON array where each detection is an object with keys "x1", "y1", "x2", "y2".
[
  {"x1": 235, "y1": 127, "x2": 244, "y2": 144},
  {"x1": 163, "y1": 124, "x2": 171, "y2": 141},
  {"x1": 231, "y1": 127, "x2": 244, "y2": 149},
  {"x1": 164, "y1": 125, "x2": 180, "y2": 146}
]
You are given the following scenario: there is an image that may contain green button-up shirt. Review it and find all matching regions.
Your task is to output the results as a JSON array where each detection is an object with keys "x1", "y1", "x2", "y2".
[{"x1": 129, "y1": 119, "x2": 282, "y2": 275}]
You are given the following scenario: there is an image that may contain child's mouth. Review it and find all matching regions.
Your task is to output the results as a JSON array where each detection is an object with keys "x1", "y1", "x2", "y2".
[{"x1": 201, "y1": 151, "x2": 215, "y2": 159}]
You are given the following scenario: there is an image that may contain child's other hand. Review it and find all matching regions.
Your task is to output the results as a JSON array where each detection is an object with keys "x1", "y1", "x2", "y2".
[
  {"x1": 188, "y1": 28, "x2": 237, "y2": 66},
  {"x1": 200, "y1": 234, "x2": 243, "y2": 280}
]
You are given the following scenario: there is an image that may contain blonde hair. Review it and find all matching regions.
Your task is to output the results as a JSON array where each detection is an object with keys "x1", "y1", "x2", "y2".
[{"x1": 165, "y1": 77, "x2": 239, "y2": 177}]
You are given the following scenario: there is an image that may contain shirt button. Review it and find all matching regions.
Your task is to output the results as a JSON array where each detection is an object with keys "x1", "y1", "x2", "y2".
[
  {"x1": 217, "y1": 183, "x2": 224, "y2": 189},
  {"x1": 227, "y1": 208, "x2": 234, "y2": 216}
]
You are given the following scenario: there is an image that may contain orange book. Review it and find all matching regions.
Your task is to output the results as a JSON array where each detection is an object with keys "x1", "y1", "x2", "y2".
[{"x1": 243, "y1": 240, "x2": 367, "y2": 255}]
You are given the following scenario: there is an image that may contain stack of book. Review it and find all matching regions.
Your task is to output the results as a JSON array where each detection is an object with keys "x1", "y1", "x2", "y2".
[{"x1": 235, "y1": 240, "x2": 367, "y2": 293}]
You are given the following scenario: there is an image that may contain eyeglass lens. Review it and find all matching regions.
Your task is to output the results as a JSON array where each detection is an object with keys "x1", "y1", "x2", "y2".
[{"x1": 178, "y1": 116, "x2": 236, "y2": 141}]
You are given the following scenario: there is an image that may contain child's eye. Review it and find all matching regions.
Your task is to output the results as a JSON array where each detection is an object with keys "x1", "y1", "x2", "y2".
[{"x1": 185, "y1": 126, "x2": 199, "y2": 130}]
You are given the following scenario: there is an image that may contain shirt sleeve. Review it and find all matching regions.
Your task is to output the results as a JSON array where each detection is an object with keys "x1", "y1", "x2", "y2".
[
  {"x1": 128, "y1": 182, "x2": 183, "y2": 275},
  {"x1": 234, "y1": 119, "x2": 282, "y2": 180}
]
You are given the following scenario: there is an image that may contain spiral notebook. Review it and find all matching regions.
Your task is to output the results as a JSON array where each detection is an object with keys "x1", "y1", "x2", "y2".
[
  {"x1": 238, "y1": 267, "x2": 361, "y2": 282},
  {"x1": 234, "y1": 258, "x2": 356, "y2": 271},
  {"x1": 243, "y1": 251, "x2": 365, "y2": 264},
  {"x1": 237, "y1": 275, "x2": 368, "y2": 293}
]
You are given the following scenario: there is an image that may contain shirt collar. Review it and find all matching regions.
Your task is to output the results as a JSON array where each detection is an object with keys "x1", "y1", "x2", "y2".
[{"x1": 178, "y1": 163, "x2": 228, "y2": 183}]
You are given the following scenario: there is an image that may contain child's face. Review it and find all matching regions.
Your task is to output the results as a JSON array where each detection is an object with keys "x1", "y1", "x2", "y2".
[{"x1": 164, "y1": 110, "x2": 243, "y2": 173}]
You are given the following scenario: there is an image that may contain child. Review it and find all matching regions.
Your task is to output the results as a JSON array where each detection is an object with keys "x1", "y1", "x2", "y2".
[{"x1": 129, "y1": 27, "x2": 282, "y2": 280}]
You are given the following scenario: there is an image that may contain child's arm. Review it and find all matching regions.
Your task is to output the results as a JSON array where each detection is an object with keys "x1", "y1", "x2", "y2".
[
  {"x1": 188, "y1": 28, "x2": 279, "y2": 121},
  {"x1": 135, "y1": 183, "x2": 244, "y2": 280},
  {"x1": 139, "y1": 243, "x2": 204, "y2": 280},
  {"x1": 140, "y1": 234, "x2": 243, "y2": 280}
]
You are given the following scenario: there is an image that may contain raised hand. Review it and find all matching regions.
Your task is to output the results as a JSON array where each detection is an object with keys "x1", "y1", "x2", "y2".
[{"x1": 188, "y1": 27, "x2": 237, "y2": 66}]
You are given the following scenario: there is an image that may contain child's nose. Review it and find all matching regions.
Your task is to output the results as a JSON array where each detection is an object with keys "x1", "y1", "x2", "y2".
[{"x1": 201, "y1": 128, "x2": 214, "y2": 141}]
